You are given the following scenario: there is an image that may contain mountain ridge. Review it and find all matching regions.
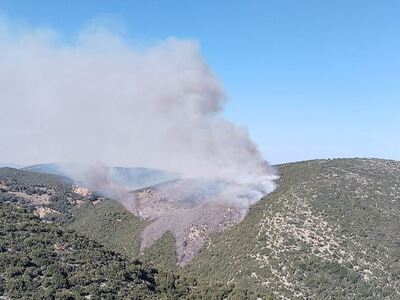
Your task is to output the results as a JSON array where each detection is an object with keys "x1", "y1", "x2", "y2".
[
  {"x1": 22, "y1": 163, "x2": 180, "y2": 190},
  {"x1": 1, "y1": 158, "x2": 399, "y2": 299}
]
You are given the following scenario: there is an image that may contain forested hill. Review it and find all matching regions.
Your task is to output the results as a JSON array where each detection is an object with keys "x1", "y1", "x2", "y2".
[
  {"x1": 189, "y1": 159, "x2": 400, "y2": 299},
  {"x1": 0, "y1": 167, "x2": 264, "y2": 299},
  {"x1": 1, "y1": 159, "x2": 400, "y2": 299}
]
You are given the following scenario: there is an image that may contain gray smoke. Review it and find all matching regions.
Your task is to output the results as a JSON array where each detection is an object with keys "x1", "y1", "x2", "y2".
[{"x1": 0, "y1": 20, "x2": 277, "y2": 206}]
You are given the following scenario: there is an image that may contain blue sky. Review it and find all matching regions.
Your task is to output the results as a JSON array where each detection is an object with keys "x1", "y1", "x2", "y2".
[{"x1": 1, "y1": 0, "x2": 399, "y2": 164}]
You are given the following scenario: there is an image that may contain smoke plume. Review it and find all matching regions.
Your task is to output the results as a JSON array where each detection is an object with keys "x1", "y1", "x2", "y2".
[{"x1": 0, "y1": 20, "x2": 276, "y2": 203}]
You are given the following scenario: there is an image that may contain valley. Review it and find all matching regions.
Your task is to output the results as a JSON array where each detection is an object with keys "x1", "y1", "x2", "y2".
[{"x1": 0, "y1": 158, "x2": 399, "y2": 299}]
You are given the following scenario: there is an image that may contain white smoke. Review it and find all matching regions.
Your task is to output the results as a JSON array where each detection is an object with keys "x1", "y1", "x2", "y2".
[{"x1": 0, "y1": 20, "x2": 276, "y2": 197}]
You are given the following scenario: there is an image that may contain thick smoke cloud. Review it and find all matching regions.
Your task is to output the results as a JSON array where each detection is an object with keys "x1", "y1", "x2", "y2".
[{"x1": 0, "y1": 20, "x2": 275, "y2": 189}]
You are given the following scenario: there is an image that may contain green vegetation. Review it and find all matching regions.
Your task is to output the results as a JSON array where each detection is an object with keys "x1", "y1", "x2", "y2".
[
  {"x1": 1, "y1": 158, "x2": 399, "y2": 299},
  {"x1": 68, "y1": 200, "x2": 178, "y2": 271},
  {"x1": 188, "y1": 159, "x2": 400, "y2": 299},
  {"x1": 0, "y1": 167, "x2": 81, "y2": 222},
  {"x1": 0, "y1": 202, "x2": 258, "y2": 299},
  {"x1": 0, "y1": 202, "x2": 157, "y2": 299},
  {"x1": 68, "y1": 200, "x2": 147, "y2": 260}
]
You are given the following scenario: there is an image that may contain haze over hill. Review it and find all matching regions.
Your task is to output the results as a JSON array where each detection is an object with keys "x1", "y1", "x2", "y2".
[
  {"x1": 0, "y1": 20, "x2": 276, "y2": 195},
  {"x1": 0, "y1": 21, "x2": 279, "y2": 259},
  {"x1": 20, "y1": 163, "x2": 275, "y2": 266},
  {"x1": 1, "y1": 158, "x2": 399, "y2": 299},
  {"x1": 0, "y1": 166, "x2": 261, "y2": 299},
  {"x1": 22, "y1": 163, "x2": 179, "y2": 190}
]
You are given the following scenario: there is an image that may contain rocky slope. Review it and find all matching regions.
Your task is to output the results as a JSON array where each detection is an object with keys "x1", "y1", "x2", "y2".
[
  {"x1": 189, "y1": 158, "x2": 400, "y2": 299},
  {"x1": 132, "y1": 179, "x2": 252, "y2": 266}
]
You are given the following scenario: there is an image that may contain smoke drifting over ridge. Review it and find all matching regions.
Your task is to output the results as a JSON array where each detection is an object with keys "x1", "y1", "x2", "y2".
[{"x1": 0, "y1": 21, "x2": 276, "y2": 201}]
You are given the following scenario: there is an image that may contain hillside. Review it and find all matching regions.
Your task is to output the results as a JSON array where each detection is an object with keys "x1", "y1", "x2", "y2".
[
  {"x1": 63, "y1": 159, "x2": 400, "y2": 299},
  {"x1": 1, "y1": 158, "x2": 400, "y2": 299},
  {"x1": 0, "y1": 167, "x2": 174, "y2": 269},
  {"x1": 64, "y1": 159, "x2": 400, "y2": 299},
  {"x1": 0, "y1": 167, "x2": 261, "y2": 299},
  {"x1": 0, "y1": 202, "x2": 159, "y2": 299},
  {"x1": 189, "y1": 158, "x2": 400, "y2": 299}
]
